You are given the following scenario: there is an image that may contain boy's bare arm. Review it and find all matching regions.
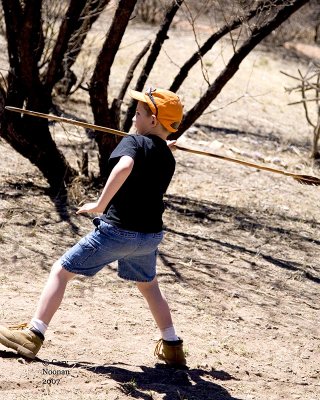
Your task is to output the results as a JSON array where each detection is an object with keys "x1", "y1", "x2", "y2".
[{"x1": 77, "y1": 155, "x2": 134, "y2": 214}]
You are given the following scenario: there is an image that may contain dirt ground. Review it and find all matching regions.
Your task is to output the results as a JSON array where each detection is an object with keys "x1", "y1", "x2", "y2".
[{"x1": 0, "y1": 13, "x2": 320, "y2": 400}]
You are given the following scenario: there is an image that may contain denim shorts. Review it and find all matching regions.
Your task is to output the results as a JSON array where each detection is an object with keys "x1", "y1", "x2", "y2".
[{"x1": 59, "y1": 217, "x2": 163, "y2": 282}]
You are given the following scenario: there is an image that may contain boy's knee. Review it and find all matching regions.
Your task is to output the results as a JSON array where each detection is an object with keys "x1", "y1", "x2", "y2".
[
  {"x1": 137, "y1": 277, "x2": 156, "y2": 288},
  {"x1": 136, "y1": 278, "x2": 160, "y2": 296},
  {"x1": 52, "y1": 261, "x2": 63, "y2": 273},
  {"x1": 51, "y1": 261, "x2": 75, "y2": 281}
]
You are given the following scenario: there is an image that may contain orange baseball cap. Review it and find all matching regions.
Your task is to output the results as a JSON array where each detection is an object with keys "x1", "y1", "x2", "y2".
[{"x1": 129, "y1": 87, "x2": 183, "y2": 132}]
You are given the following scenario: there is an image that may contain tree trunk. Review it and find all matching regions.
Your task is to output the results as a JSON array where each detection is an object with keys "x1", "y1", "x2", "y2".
[
  {"x1": 90, "y1": 0, "x2": 137, "y2": 178},
  {"x1": 47, "y1": 0, "x2": 111, "y2": 95},
  {"x1": 44, "y1": 0, "x2": 88, "y2": 91},
  {"x1": 1, "y1": 0, "x2": 76, "y2": 195},
  {"x1": 1, "y1": 107, "x2": 75, "y2": 195},
  {"x1": 122, "y1": 0, "x2": 184, "y2": 133},
  {"x1": 312, "y1": 120, "x2": 320, "y2": 159}
]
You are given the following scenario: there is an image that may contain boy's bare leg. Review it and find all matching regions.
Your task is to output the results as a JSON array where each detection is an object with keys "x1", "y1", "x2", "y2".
[
  {"x1": 33, "y1": 261, "x2": 76, "y2": 325},
  {"x1": 136, "y1": 277, "x2": 174, "y2": 332},
  {"x1": 0, "y1": 262, "x2": 75, "y2": 359},
  {"x1": 137, "y1": 277, "x2": 186, "y2": 366}
]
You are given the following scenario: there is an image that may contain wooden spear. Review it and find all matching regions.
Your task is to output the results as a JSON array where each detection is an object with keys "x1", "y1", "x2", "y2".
[{"x1": 5, "y1": 106, "x2": 320, "y2": 186}]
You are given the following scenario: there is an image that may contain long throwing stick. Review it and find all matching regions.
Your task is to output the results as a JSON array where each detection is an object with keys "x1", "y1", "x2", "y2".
[{"x1": 5, "y1": 106, "x2": 320, "y2": 186}]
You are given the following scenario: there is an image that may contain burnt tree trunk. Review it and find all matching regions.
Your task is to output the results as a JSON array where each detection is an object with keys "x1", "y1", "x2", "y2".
[
  {"x1": 0, "y1": 0, "x2": 80, "y2": 195},
  {"x1": 45, "y1": 0, "x2": 89, "y2": 90},
  {"x1": 49, "y1": 0, "x2": 111, "y2": 96},
  {"x1": 89, "y1": 0, "x2": 137, "y2": 178},
  {"x1": 122, "y1": 0, "x2": 184, "y2": 133}
]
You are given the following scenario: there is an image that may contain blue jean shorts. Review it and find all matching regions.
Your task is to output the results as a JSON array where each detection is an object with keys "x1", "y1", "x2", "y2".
[{"x1": 59, "y1": 217, "x2": 163, "y2": 282}]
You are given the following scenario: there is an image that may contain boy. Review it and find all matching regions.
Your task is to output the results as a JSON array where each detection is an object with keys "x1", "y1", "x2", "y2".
[{"x1": 0, "y1": 88, "x2": 186, "y2": 368}]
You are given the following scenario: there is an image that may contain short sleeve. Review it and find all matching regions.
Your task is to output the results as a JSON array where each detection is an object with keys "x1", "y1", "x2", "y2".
[{"x1": 109, "y1": 135, "x2": 139, "y2": 161}]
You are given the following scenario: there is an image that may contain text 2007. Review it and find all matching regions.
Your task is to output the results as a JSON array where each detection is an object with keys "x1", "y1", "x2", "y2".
[{"x1": 42, "y1": 378, "x2": 61, "y2": 385}]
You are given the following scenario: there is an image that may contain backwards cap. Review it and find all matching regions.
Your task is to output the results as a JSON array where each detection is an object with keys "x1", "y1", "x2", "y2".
[{"x1": 129, "y1": 88, "x2": 183, "y2": 132}]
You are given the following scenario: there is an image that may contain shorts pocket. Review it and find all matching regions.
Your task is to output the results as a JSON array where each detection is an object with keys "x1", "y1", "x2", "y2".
[{"x1": 67, "y1": 237, "x2": 99, "y2": 267}]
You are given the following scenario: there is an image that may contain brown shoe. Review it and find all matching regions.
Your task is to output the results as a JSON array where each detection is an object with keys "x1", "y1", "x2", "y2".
[
  {"x1": 154, "y1": 338, "x2": 187, "y2": 368},
  {"x1": 0, "y1": 323, "x2": 43, "y2": 359}
]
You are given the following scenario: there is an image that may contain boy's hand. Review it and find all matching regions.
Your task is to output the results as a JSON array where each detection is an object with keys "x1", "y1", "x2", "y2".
[
  {"x1": 76, "y1": 202, "x2": 104, "y2": 214},
  {"x1": 166, "y1": 140, "x2": 177, "y2": 152}
]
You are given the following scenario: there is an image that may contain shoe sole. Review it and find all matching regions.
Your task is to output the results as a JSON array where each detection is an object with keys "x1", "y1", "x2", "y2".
[
  {"x1": 157, "y1": 355, "x2": 187, "y2": 368},
  {"x1": 0, "y1": 333, "x2": 36, "y2": 359}
]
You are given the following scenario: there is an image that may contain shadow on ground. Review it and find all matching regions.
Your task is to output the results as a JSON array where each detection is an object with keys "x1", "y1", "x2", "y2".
[
  {"x1": 0, "y1": 179, "x2": 80, "y2": 235},
  {"x1": 0, "y1": 350, "x2": 242, "y2": 400},
  {"x1": 162, "y1": 194, "x2": 320, "y2": 284}
]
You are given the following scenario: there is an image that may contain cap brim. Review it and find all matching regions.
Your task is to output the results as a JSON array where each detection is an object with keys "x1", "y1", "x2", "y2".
[{"x1": 129, "y1": 89, "x2": 148, "y2": 103}]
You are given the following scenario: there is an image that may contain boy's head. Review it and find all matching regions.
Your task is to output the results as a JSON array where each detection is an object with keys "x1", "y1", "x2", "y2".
[{"x1": 130, "y1": 88, "x2": 183, "y2": 133}]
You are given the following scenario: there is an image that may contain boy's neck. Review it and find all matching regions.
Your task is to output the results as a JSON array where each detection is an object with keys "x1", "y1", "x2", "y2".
[
  {"x1": 145, "y1": 125, "x2": 170, "y2": 141},
  {"x1": 147, "y1": 131, "x2": 169, "y2": 141}
]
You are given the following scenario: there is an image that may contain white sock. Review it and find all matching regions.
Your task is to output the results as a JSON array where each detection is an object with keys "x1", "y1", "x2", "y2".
[
  {"x1": 161, "y1": 326, "x2": 179, "y2": 341},
  {"x1": 31, "y1": 318, "x2": 48, "y2": 336}
]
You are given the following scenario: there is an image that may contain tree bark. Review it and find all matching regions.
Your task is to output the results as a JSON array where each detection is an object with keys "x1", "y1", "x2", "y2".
[
  {"x1": 109, "y1": 39, "x2": 151, "y2": 131},
  {"x1": 51, "y1": 0, "x2": 111, "y2": 96},
  {"x1": 1, "y1": 0, "x2": 76, "y2": 195},
  {"x1": 1, "y1": 106, "x2": 75, "y2": 195},
  {"x1": 44, "y1": 0, "x2": 88, "y2": 91},
  {"x1": 170, "y1": 0, "x2": 310, "y2": 140},
  {"x1": 122, "y1": 0, "x2": 184, "y2": 133},
  {"x1": 90, "y1": 0, "x2": 137, "y2": 177}
]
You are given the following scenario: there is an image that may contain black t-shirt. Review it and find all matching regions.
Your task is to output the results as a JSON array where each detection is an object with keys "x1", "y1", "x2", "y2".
[{"x1": 104, "y1": 134, "x2": 175, "y2": 233}]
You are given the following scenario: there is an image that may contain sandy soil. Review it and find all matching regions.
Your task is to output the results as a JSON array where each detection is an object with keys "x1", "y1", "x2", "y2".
[{"x1": 0, "y1": 13, "x2": 319, "y2": 400}]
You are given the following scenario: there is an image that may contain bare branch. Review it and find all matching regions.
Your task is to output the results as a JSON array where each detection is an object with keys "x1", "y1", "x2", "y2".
[
  {"x1": 284, "y1": 59, "x2": 320, "y2": 158},
  {"x1": 316, "y1": 70, "x2": 320, "y2": 112},
  {"x1": 170, "y1": 0, "x2": 310, "y2": 140},
  {"x1": 202, "y1": 90, "x2": 272, "y2": 115},
  {"x1": 90, "y1": 0, "x2": 137, "y2": 115},
  {"x1": 122, "y1": 0, "x2": 184, "y2": 132},
  {"x1": 170, "y1": 0, "x2": 285, "y2": 93},
  {"x1": 64, "y1": 1, "x2": 110, "y2": 70},
  {"x1": 44, "y1": 0, "x2": 88, "y2": 90},
  {"x1": 118, "y1": 40, "x2": 151, "y2": 102},
  {"x1": 280, "y1": 70, "x2": 301, "y2": 80},
  {"x1": 288, "y1": 98, "x2": 320, "y2": 105},
  {"x1": 40, "y1": 1, "x2": 68, "y2": 71},
  {"x1": 181, "y1": 1, "x2": 210, "y2": 86}
]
